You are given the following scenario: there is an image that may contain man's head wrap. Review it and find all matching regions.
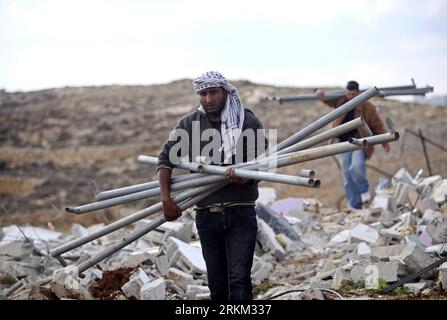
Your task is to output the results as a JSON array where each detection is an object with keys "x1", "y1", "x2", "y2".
[{"x1": 192, "y1": 71, "x2": 245, "y2": 164}]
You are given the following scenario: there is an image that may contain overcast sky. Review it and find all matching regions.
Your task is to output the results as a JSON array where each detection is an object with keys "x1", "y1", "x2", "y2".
[{"x1": 1, "y1": 0, "x2": 446, "y2": 96}]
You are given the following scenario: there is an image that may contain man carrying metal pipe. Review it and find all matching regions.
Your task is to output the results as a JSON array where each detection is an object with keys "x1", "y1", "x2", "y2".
[
  {"x1": 315, "y1": 80, "x2": 390, "y2": 210},
  {"x1": 157, "y1": 71, "x2": 267, "y2": 301}
]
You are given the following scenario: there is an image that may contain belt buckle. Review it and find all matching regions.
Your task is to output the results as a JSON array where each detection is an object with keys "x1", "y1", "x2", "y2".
[{"x1": 209, "y1": 206, "x2": 224, "y2": 213}]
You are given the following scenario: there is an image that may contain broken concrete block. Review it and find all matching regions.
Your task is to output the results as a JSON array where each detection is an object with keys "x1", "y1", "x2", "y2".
[
  {"x1": 251, "y1": 255, "x2": 274, "y2": 284},
  {"x1": 159, "y1": 221, "x2": 194, "y2": 244},
  {"x1": 195, "y1": 292, "x2": 211, "y2": 300},
  {"x1": 167, "y1": 267, "x2": 194, "y2": 290},
  {"x1": 422, "y1": 209, "x2": 442, "y2": 224},
  {"x1": 256, "y1": 219, "x2": 286, "y2": 259},
  {"x1": 425, "y1": 243, "x2": 447, "y2": 255},
  {"x1": 122, "y1": 251, "x2": 154, "y2": 268},
  {"x1": 350, "y1": 223, "x2": 379, "y2": 244},
  {"x1": 351, "y1": 261, "x2": 400, "y2": 283},
  {"x1": 426, "y1": 214, "x2": 447, "y2": 244},
  {"x1": 432, "y1": 179, "x2": 447, "y2": 204},
  {"x1": 403, "y1": 282, "x2": 427, "y2": 294},
  {"x1": 164, "y1": 279, "x2": 185, "y2": 297},
  {"x1": 51, "y1": 265, "x2": 85, "y2": 299},
  {"x1": 329, "y1": 229, "x2": 351, "y2": 246},
  {"x1": 394, "y1": 183, "x2": 416, "y2": 206},
  {"x1": 186, "y1": 284, "x2": 210, "y2": 300},
  {"x1": 393, "y1": 167, "x2": 413, "y2": 184},
  {"x1": 360, "y1": 208, "x2": 383, "y2": 224},
  {"x1": 140, "y1": 278, "x2": 166, "y2": 300},
  {"x1": 154, "y1": 255, "x2": 170, "y2": 276},
  {"x1": 408, "y1": 187, "x2": 439, "y2": 213},
  {"x1": 371, "y1": 244, "x2": 408, "y2": 260},
  {"x1": 371, "y1": 194, "x2": 395, "y2": 213},
  {"x1": 438, "y1": 262, "x2": 447, "y2": 292},
  {"x1": 121, "y1": 268, "x2": 151, "y2": 299},
  {"x1": 0, "y1": 241, "x2": 33, "y2": 260},
  {"x1": 398, "y1": 243, "x2": 436, "y2": 278},
  {"x1": 276, "y1": 233, "x2": 302, "y2": 252},
  {"x1": 255, "y1": 202, "x2": 302, "y2": 242},
  {"x1": 166, "y1": 237, "x2": 206, "y2": 274},
  {"x1": 331, "y1": 269, "x2": 352, "y2": 290},
  {"x1": 357, "y1": 242, "x2": 371, "y2": 258}
]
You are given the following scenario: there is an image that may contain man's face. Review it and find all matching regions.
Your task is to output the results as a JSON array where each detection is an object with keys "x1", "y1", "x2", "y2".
[
  {"x1": 346, "y1": 89, "x2": 359, "y2": 101},
  {"x1": 199, "y1": 87, "x2": 227, "y2": 117}
]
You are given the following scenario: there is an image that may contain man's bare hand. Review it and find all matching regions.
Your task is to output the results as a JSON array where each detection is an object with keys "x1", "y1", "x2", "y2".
[
  {"x1": 224, "y1": 167, "x2": 249, "y2": 185},
  {"x1": 315, "y1": 89, "x2": 325, "y2": 100},
  {"x1": 162, "y1": 198, "x2": 182, "y2": 221}
]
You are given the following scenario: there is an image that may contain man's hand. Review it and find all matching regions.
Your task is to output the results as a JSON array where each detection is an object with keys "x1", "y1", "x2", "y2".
[
  {"x1": 162, "y1": 198, "x2": 182, "y2": 221},
  {"x1": 315, "y1": 89, "x2": 325, "y2": 100},
  {"x1": 224, "y1": 167, "x2": 249, "y2": 185},
  {"x1": 383, "y1": 143, "x2": 390, "y2": 153}
]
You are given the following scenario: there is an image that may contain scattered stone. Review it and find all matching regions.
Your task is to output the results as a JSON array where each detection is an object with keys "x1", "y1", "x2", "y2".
[
  {"x1": 140, "y1": 278, "x2": 166, "y2": 300},
  {"x1": 121, "y1": 268, "x2": 152, "y2": 299}
]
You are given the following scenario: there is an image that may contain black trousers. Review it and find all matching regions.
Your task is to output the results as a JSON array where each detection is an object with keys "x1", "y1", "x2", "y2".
[{"x1": 195, "y1": 206, "x2": 258, "y2": 300}]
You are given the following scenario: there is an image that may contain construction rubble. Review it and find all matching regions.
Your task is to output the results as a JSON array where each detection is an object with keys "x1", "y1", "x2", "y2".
[{"x1": 1, "y1": 167, "x2": 446, "y2": 300}]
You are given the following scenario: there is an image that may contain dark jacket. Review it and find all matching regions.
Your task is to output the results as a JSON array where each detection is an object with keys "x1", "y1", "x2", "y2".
[
  {"x1": 323, "y1": 96, "x2": 388, "y2": 159},
  {"x1": 157, "y1": 106, "x2": 266, "y2": 207}
]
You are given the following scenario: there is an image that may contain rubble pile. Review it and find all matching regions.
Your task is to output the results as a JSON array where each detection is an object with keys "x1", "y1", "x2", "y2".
[{"x1": 1, "y1": 167, "x2": 446, "y2": 300}]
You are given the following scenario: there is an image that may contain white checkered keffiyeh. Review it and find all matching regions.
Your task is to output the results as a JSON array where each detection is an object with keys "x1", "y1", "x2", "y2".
[{"x1": 193, "y1": 71, "x2": 245, "y2": 164}]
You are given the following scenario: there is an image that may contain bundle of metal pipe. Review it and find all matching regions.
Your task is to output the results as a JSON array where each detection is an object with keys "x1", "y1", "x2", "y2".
[
  {"x1": 265, "y1": 81, "x2": 434, "y2": 104},
  {"x1": 51, "y1": 86, "x2": 400, "y2": 276}
]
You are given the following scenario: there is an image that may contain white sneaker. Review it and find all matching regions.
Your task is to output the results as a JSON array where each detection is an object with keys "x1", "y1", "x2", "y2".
[{"x1": 361, "y1": 192, "x2": 371, "y2": 204}]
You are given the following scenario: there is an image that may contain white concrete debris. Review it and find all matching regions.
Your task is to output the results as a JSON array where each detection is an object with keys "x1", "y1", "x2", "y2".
[
  {"x1": 51, "y1": 265, "x2": 91, "y2": 300},
  {"x1": 165, "y1": 237, "x2": 207, "y2": 274},
  {"x1": 403, "y1": 282, "x2": 428, "y2": 293},
  {"x1": 4, "y1": 166, "x2": 447, "y2": 301},
  {"x1": 0, "y1": 225, "x2": 63, "y2": 246},
  {"x1": 121, "y1": 268, "x2": 152, "y2": 299},
  {"x1": 426, "y1": 214, "x2": 447, "y2": 244},
  {"x1": 438, "y1": 262, "x2": 447, "y2": 292},
  {"x1": 167, "y1": 267, "x2": 194, "y2": 290},
  {"x1": 397, "y1": 243, "x2": 436, "y2": 277},
  {"x1": 256, "y1": 219, "x2": 286, "y2": 259},
  {"x1": 432, "y1": 179, "x2": 447, "y2": 204},
  {"x1": 186, "y1": 285, "x2": 210, "y2": 300},
  {"x1": 351, "y1": 261, "x2": 400, "y2": 283},
  {"x1": 140, "y1": 278, "x2": 166, "y2": 300},
  {"x1": 350, "y1": 223, "x2": 380, "y2": 244},
  {"x1": 251, "y1": 255, "x2": 274, "y2": 284},
  {"x1": 357, "y1": 242, "x2": 372, "y2": 258}
]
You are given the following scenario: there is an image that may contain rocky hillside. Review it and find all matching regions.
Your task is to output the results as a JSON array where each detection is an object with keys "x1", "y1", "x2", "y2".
[{"x1": 1, "y1": 80, "x2": 446, "y2": 229}]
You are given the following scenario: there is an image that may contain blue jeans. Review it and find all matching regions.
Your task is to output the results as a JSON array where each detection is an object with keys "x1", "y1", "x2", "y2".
[
  {"x1": 339, "y1": 149, "x2": 369, "y2": 209},
  {"x1": 195, "y1": 206, "x2": 258, "y2": 300}
]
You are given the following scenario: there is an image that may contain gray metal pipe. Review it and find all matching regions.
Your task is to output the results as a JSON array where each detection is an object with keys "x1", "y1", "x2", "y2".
[
  {"x1": 276, "y1": 117, "x2": 365, "y2": 156},
  {"x1": 76, "y1": 183, "x2": 226, "y2": 275},
  {"x1": 349, "y1": 137, "x2": 368, "y2": 146},
  {"x1": 271, "y1": 83, "x2": 420, "y2": 103},
  {"x1": 51, "y1": 182, "x2": 224, "y2": 257},
  {"x1": 66, "y1": 174, "x2": 225, "y2": 214},
  {"x1": 94, "y1": 172, "x2": 206, "y2": 201},
  {"x1": 299, "y1": 169, "x2": 315, "y2": 178},
  {"x1": 380, "y1": 87, "x2": 433, "y2": 97},
  {"x1": 273, "y1": 132, "x2": 399, "y2": 169},
  {"x1": 273, "y1": 87, "x2": 379, "y2": 152}
]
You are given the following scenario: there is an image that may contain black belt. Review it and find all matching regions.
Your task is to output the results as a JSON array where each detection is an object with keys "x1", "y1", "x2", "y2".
[{"x1": 195, "y1": 202, "x2": 256, "y2": 213}]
